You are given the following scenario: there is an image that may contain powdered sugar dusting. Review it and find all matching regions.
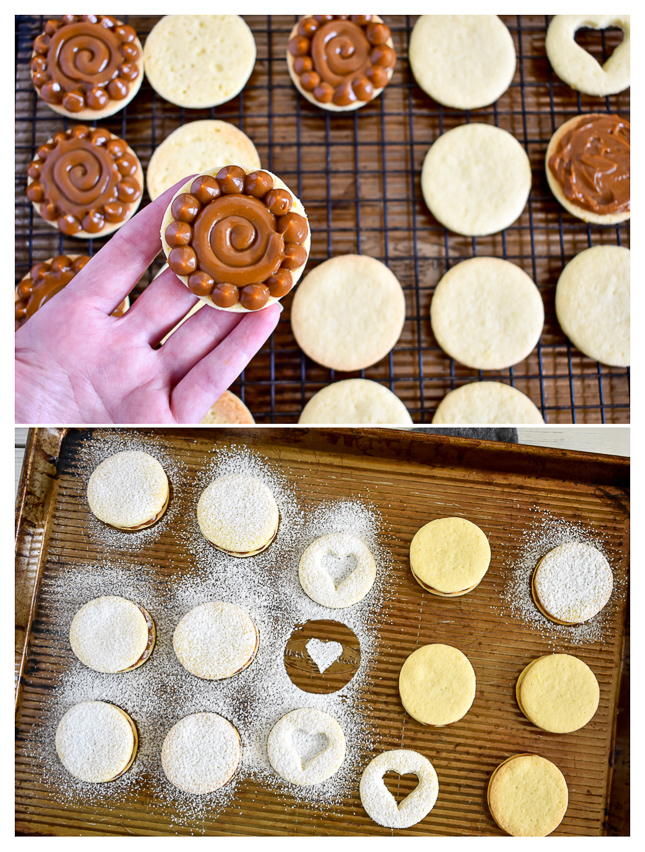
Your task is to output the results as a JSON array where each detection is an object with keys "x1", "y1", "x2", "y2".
[{"x1": 533, "y1": 542, "x2": 613, "y2": 624}]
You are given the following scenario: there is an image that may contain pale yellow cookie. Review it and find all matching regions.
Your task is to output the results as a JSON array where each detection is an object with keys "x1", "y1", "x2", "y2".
[
  {"x1": 399, "y1": 644, "x2": 476, "y2": 727},
  {"x1": 200, "y1": 391, "x2": 255, "y2": 424},
  {"x1": 146, "y1": 120, "x2": 261, "y2": 200},
  {"x1": 162, "y1": 712, "x2": 241, "y2": 794},
  {"x1": 56, "y1": 701, "x2": 138, "y2": 783},
  {"x1": 409, "y1": 15, "x2": 516, "y2": 109},
  {"x1": 144, "y1": 15, "x2": 256, "y2": 109},
  {"x1": 87, "y1": 451, "x2": 169, "y2": 531},
  {"x1": 291, "y1": 255, "x2": 406, "y2": 371},
  {"x1": 430, "y1": 258, "x2": 544, "y2": 371},
  {"x1": 410, "y1": 517, "x2": 490, "y2": 597},
  {"x1": 555, "y1": 245, "x2": 629, "y2": 367},
  {"x1": 432, "y1": 382, "x2": 544, "y2": 425},
  {"x1": 421, "y1": 123, "x2": 532, "y2": 236},
  {"x1": 516, "y1": 655, "x2": 600, "y2": 734},
  {"x1": 298, "y1": 379, "x2": 412, "y2": 425},
  {"x1": 70, "y1": 596, "x2": 155, "y2": 674},
  {"x1": 173, "y1": 602, "x2": 258, "y2": 680},
  {"x1": 546, "y1": 15, "x2": 630, "y2": 96},
  {"x1": 488, "y1": 754, "x2": 568, "y2": 836}
]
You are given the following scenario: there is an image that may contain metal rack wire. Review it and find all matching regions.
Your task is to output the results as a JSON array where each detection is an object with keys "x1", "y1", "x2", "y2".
[{"x1": 15, "y1": 15, "x2": 630, "y2": 423}]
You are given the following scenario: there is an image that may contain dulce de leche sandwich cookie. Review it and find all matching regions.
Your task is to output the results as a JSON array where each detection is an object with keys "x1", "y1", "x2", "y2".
[
  {"x1": 516, "y1": 654, "x2": 600, "y2": 734},
  {"x1": 87, "y1": 451, "x2": 170, "y2": 531},
  {"x1": 162, "y1": 712, "x2": 241, "y2": 794},
  {"x1": 27, "y1": 125, "x2": 143, "y2": 238},
  {"x1": 360, "y1": 749, "x2": 439, "y2": 829},
  {"x1": 267, "y1": 708, "x2": 346, "y2": 786},
  {"x1": 410, "y1": 517, "x2": 491, "y2": 597},
  {"x1": 432, "y1": 382, "x2": 544, "y2": 425},
  {"x1": 173, "y1": 602, "x2": 258, "y2": 680},
  {"x1": 55, "y1": 700, "x2": 138, "y2": 783},
  {"x1": 546, "y1": 113, "x2": 630, "y2": 225},
  {"x1": 31, "y1": 16, "x2": 143, "y2": 120},
  {"x1": 15, "y1": 255, "x2": 128, "y2": 331},
  {"x1": 197, "y1": 473, "x2": 279, "y2": 556},
  {"x1": 299, "y1": 533, "x2": 377, "y2": 609},
  {"x1": 161, "y1": 166, "x2": 310, "y2": 312},
  {"x1": 70, "y1": 596, "x2": 156, "y2": 674},
  {"x1": 399, "y1": 644, "x2": 475, "y2": 727},
  {"x1": 531, "y1": 541, "x2": 613, "y2": 625},
  {"x1": 287, "y1": 16, "x2": 396, "y2": 111},
  {"x1": 488, "y1": 754, "x2": 568, "y2": 836}
]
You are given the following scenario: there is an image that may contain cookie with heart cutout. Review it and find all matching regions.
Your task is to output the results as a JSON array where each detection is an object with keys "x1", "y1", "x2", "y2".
[
  {"x1": 267, "y1": 708, "x2": 346, "y2": 786},
  {"x1": 298, "y1": 532, "x2": 376, "y2": 608},
  {"x1": 360, "y1": 749, "x2": 439, "y2": 829}
]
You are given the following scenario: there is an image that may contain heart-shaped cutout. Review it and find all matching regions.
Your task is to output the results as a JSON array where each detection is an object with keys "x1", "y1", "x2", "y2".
[
  {"x1": 292, "y1": 729, "x2": 329, "y2": 770},
  {"x1": 383, "y1": 771, "x2": 420, "y2": 810},
  {"x1": 305, "y1": 638, "x2": 343, "y2": 674},
  {"x1": 574, "y1": 25, "x2": 624, "y2": 69},
  {"x1": 321, "y1": 552, "x2": 357, "y2": 589}
]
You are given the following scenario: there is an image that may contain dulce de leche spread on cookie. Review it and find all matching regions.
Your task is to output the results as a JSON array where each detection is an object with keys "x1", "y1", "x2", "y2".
[
  {"x1": 15, "y1": 255, "x2": 127, "y2": 330},
  {"x1": 165, "y1": 166, "x2": 309, "y2": 311},
  {"x1": 289, "y1": 15, "x2": 396, "y2": 107},
  {"x1": 548, "y1": 114, "x2": 630, "y2": 216},
  {"x1": 31, "y1": 15, "x2": 141, "y2": 113},
  {"x1": 27, "y1": 125, "x2": 141, "y2": 236}
]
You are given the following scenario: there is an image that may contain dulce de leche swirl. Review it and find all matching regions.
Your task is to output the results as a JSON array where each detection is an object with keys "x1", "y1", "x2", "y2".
[
  {"x1": 548, "y1": 114, "x2": 630, "y2": 216},
  {"x1": 31, "y1": 15, "x2": 142, "y2": 115},
  {"x1": 27, "y1": 125, "x2": 142, "y2": 236},
  {"x1": 15, "y1": 255, "x2": 127, "y2": 331},
  {"x1": 289, "y1": 15, "x2": 396, "y2": 107},
  {"x1": 164, "y1": 166, "x2": 309, "y2": 311}
]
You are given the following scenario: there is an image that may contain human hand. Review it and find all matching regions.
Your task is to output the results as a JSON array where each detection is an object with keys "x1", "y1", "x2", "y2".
[{"x1": 15, "y1": 179, "x2": 281, "y2": 424}]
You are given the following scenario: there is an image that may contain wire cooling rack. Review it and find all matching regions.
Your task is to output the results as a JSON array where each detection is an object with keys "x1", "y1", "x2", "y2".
[{"x1": 15, "y1": 15, "x2": 630, "y2": 423}]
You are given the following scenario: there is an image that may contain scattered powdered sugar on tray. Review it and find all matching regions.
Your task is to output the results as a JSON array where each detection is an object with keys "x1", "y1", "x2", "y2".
[
  {"x1": 24, "y1": 440, "x2": 396, "y2": 832},
  {"x1": 501, "y1": 508, "x2": 625, "y2": 646},
  {"x1": 306, "y1": 639, "x2": 343, "y2": 674}
]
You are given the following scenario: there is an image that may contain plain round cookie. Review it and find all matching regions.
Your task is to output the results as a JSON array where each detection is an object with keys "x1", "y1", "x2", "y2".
[
  {"x1": 173, "y1": 601, "x2": 258, "y2": 679},
  {"x1": 291, "y1": 255, "x2": 406, "y2": 371},
  {"x1": 516, "y1": 655, "x2": 600, "y2": 734},
  {"x1": 430, "y1": 258, "x2": 544, "y2": 370},
  {"x1": 360, "y1": 749, "x2": 439, "y2": 829},
  {"x1": 162, "y1": 713, "x2": 241, "y2": 794},
  {"x1": 146, "y1": 120, "x2": 261, "y2": 200},
  {"x1": 197, "y1": 473, "x2": 280, "y2": 556},
  {"x1": 410, "y1": 517, "x2": 491, "y2": 597},
  {"x1": 56, "y1": 701, "x2": 138, "y2": 783},
  {"x1": 399, "y1": 644, "x2": 476, "y2": 727},
  {"x1": 87, "y1": 451, "x2": 169, "y2": 530},
  {"x1": 143, "y1": 15, "x2": 256, "y2": 109},
  {"x1": 545, "y1": 114, "x2": 630, "y2": 225},
  {"x1": 555, "y1": 245, "x2": 629, "y2": 367},
  {"x1": 546, "y1": 15, "x2": 630, "y2": 96},
  {"x1": 299, "y1": 533, "x2": 377, "y2": 608},
  {"x1": 201, "y1": 391, "x2": 255, "y2": 424},
  {"x1": 409, "y1": 15, "x2": 516, "y2": 109},
  {"x1": 421, "y1": 123, "x2": 532, "y2": 236},
  {"x1": 299, "y1": 380, "x2": 412, "y2": 425},
  {"x1": 488, "y1": 754, "x2": 568, "y2": 836},
  {"x1": 267, "y1": 708, "x2": 346, "y2": 786},
  {"x1": 70, "y1": 596, "x2": 155, "y2": 674},
  {"x1": 433, "y1": 382, "x2": 544, "y2": 425},
  {"x1": 532, "y1": 541, "x2": 613, "y2": 625}
]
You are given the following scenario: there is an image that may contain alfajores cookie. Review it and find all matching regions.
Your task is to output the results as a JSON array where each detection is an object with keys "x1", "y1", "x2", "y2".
[
  {"x1": 409, "y1": 15, "x2": 515, "y2": 110},
  {"x1": 162, "y1": 712, "x2": 241, "y2": 794},
  {"x1": 70, "y1": 596, "x2": 156, "y2": 674},
  {"x1": 360, "y1": 749, "x2": 439, "y2": 829},
  {"x1": 299, "y1": 533, "x2": 377, "y2": 609},
  {"x1": 432, "y1": 382, "x2": 544, "y2": 425},
  {"x1": 399, "y1": 644, "x2": 476, "y2": 727},
  {"x1": 410, "y1": 517, "x2": 491, "y2": 597},
  {"x1": 173, "y1": 602, "x2": 258, "y2": 680},
  {"x1": 267, "y1": 708, "x2": 346, "y2": 786},
  {"x1": 291, "y1": 255, "x2": 405, "y2": 372},
  {"x1": 421, "y1": 123, "x2": 531, "y2": 236},
  {"x1": 30, "y1": 15, "x2": 144, "y2": 120},
  {"x1": 299, "y1": 379, "x2": 413, "y2": 425},
  {"x1": 56, "y1": 701, "x2": 138, "y2": 783},
  {"x1": 87, "y1": 451, "x2": 169, "y2": 531},
  {"x1": 15, "y1": 255, "x2": 128, "y2": 331},
  {"x1": 430, "y1": 258, "x2": 544, "y2": 371},
  {"x1": 488, "y1": 754, "x2": 568, "y2": 836},
  {"x1": 516, "y1": 655, "x2": 600, "y2": 734},
  {"x1": 27, "y1": 126, "x2": 143, "y2": 238},
  {"x1": 146, "y1": 120, "x2": 261, "y2": 201},
  {"x1": 546, "y1": 113, "x2": 630, "y2": 225},
  {"x1": 287, "y1": 15, "x2": 396, "y2": 111},
  {"x1": 144, "y1": 15, "x2": 256, "y2": 109},
  {"x1": 161, "y1": 166, "x2": 310, "y2": 313},
  {"x1": 555, "y1": 245, "x2": 629, "y2": 367},
  {"x1": 197, "y1": 473, "x2": 279, "y2": 557}
]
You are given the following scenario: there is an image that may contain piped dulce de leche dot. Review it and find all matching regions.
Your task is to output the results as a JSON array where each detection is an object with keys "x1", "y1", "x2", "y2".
[
  {"x1": 104, "y1": 200, "x2": 125, "y2": 222},
  {"x1": 73, "y1": 256, "x2": 91, "y2": 273},
  {"x1": 50, "y1": 255, "x2": 72, "y2": 273},
  {"x1": 90, "y1": 128, "x2": 110, "y2": 146},
  {"x1": 282, "y1": 243, "x2": 308, "y2": 270},
  {"x1": 367, "y1": 65, "x2": 389, "y2": 88},
  {"x1": 71, "y1": 124, "x2": 90, "y2": 139},
  {"x1": 26, "y1": 181, "x2": 44, "y2": 203},
  {"x1": 17, "y1": 281, "x2": 33, "y2": 299},
  {"x1": 42, "y1": 202, "x2": 59, "y2": 220},
  {"x1": 293, "y1": 56, "x2": 313, "y2": 75},
  {"x1": 165, "y1": 220, "x2": 193, "y2": 248},
  {"x1": 352, "y1": 15, "x2": 373, "y2": 25},
  {"x1": 353, "y1": 76, "x2": 374, "y2": 101},
  {"x1": 217, "y1": 165, "x2": 246, "y2": 194},
  {"x1": 278, "y1": 212, "x2": 309, "y2": 243},
  {"x1": 211, "y1": 282, "x2": 239, "y2": 308},
  {"x1": 30, "y1": 261, "x2": 50, "y2": 281},
  {"x1": 298, "y1": 17, "x2": 319, "y2": 37},
  {"x1": 264, "y1": 189, "x2": 293, "y2": 216},
  {"x1": 116, "y1": 177, "x2": 141, "y2": 203},
  {"x1": 372, "y1": 44, "x2": 396, "y2": 69},
  {"x1": 37, "y1": 142, "x2": 55, "y2": 160},
  {"x1": 58, "y1": 214, "x2": 83, "y2": 235},
  {"x1": 116, "y1": 155, "x2": 137, "y2": 177},
  {"x1": 289, "y1": 36, "x2": 311, "y2": 57},
  {"x1": 188, "y1": 271, "x2": 215, "y2": 297},
  {"x1": 116, "y1": 24, "x2": 137, "y2": 43},
  {"x1": 86, "y1": 87, "x2": 109, "y2": 110},
  {"x1": 121, "y1": 42, "x2": 139, "y2": 61},
  {"x1": 334, "y1": 81, "x2": 356, "y2": 107},
  {"x1": 82, "y1": 209, "x2": 105, "y2": 233},
  {"x1": 300, "y1": 71, "x2": 321, "y2": 91},
  {"x1": 168, "y1": 246, "x2": 198, "y2": 276},
  {"x1": 62, "y1": 90, "x2": 85, "y2": 112},
  {"x1": 314, "y1": 82, "x2": 335, "y2": 103},
  {"x1": 171, "y1": 193, "x2": 201, "y2": 223},
  {"x1": 367, "y1": 22, "x2": 390, "y2": 44},
  {"x1": 40, "y1": 81, "x2": 63, "y2": 104},
  {"x1": 44, "y1": 19, "x2": 62, "y2": 35},
  {"x1": 190, "y1": 175, "x2": 221, "y2": 205},
  {"x1": 240, "y1": 283, "x2": 270, "y2": 311},
  {"x1": 244, "y1": 171, "x2": 274, "y2": 199},
  {"x1": 119, "y1": 62, "x2": 139, "y2": 82},
  {"x1": 107, "y1": 78, "x2": 129, "y2": 100},
  {"x1": 266, "y1": 269, "x2": 293, "y2": 298},
  {"x1": 106, "y1": 138, "x2": 126, "y2": 158}
]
